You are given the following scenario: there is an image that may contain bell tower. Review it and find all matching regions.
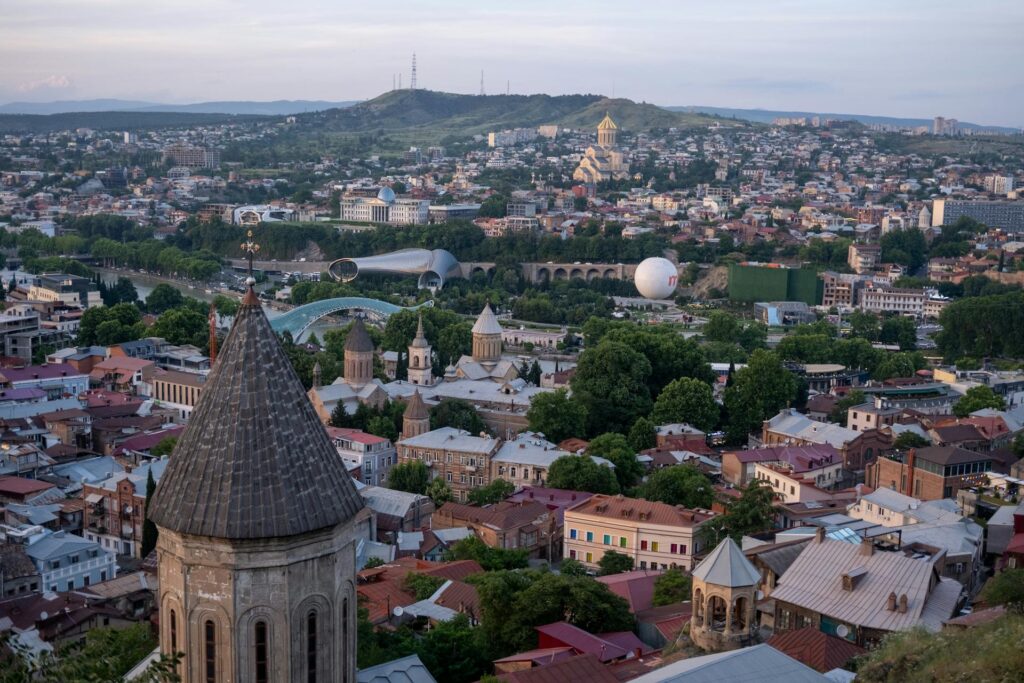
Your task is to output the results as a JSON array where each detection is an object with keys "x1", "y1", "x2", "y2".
[
  {"x1": 149, "y1": 282, "x2": 367, "y2": 682},
  {"x1": 407, "y1": 314, "x2": 433, "y2": 386},
  {"x1": 471, "y1": 303, "x2": 502, "y2": 367}
]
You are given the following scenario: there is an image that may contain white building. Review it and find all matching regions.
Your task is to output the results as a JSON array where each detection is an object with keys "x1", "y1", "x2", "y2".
[
  {"x1": 339, "y1": 187, "x2": 429, "y2": 225},
  {"x1": 328, "y1": 427, "x2": 397, "y2": 487},
  {"x1": 25, "y1": 530, "x2": 117, "y2": 592}
]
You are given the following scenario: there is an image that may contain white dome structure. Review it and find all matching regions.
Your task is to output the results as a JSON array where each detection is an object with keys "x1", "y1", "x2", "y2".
[
  {"x1": 634, "y1": 257, "x2": 679, "y2": 300},
  {"x1": 377, "y1": 186, "x2": 396, "y2": 203}
]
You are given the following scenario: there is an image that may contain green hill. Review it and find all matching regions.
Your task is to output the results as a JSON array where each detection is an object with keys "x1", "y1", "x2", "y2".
[{"x1": 298, "y1": 90, "x2": 729, "y2": 137}]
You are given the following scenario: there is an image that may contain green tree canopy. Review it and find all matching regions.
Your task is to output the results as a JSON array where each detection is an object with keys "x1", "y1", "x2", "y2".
[
  {"x1": 893, "y1": 431, "x2": 930, "y2": 450},
  {"x1": 387, "y1": 461, "x2": 430, "y2": 495},
  {"x1": 701, "y1": 479, "x2": 776, "y2": 545},
  {"x1": 570, "y1": 341, "x2": 652, "y2": 435},
  {"x1": 652, "y1": 567, "x2": 692, "y2": 606},
  {"x1": 526, "y1": 389, "x2": 586, "y2": 443},
  {"x1": 467, "y1": 479, "x2": 515, "y2": 506},
  {"x1": 628, "y1": 416, "x2": 657, "y2": 452},
  {"x1": 145, "y1": 283, "x2": 185, "y2": 313},
  {"x1": 723, "y1": 349, "x2": 798, "y2": 443},
  {"x1": 651, "y1": 377, "x2": 720, "y2": 432},
  {"x1": 638, "y1": 465, "x2": 714, "y2": 508},
  {"x1": 445, "y1": 535, "x2": 528, "y2": 571},
  {"x1": 586, "y1": 433, "x2": 643, "y2": 490},
  {"x1": 953, "y1": 385, "x2": 1006, "y2": 418},
  {"x1": 597, "y1": 550, "x2": 635, "y2": 575},
  {"x1": 426, "y1": 478, "x2": 453, "y2": 506},
  {"x1": 430, "y1": 399, "x2": 487, "y2": 434},
  {"x1": 547, "y1": 455, "x2": 619, "y2": 494}
]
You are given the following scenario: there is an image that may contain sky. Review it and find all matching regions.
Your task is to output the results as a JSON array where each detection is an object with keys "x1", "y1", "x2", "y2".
[{"x1": 2, "y1": 0, "x2": 1023, "y2": 126}]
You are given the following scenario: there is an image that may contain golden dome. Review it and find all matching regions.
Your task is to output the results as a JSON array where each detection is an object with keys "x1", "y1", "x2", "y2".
[{"x1": 597, "y1": 112, "x2": 618, "y2": 130}]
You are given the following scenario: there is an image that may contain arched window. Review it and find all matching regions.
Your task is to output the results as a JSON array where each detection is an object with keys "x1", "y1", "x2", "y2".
[
  {"x1": 169, "y1": 610, "x2": 177, "y2": 652},
  {"x1": 204, "y1": 620, "x2": 216, "y2": 683},
  {"x1": 254, "y1": 620, "x2": 269, "y2": 683},
  {"x1": 306, "y1": 611, "x2": 318, "y2": 683}
]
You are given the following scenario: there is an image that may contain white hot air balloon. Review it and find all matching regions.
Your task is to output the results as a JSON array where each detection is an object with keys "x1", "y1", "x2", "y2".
[{"x1": 633, "y1": 257, "x2": 679, "y2": 299}]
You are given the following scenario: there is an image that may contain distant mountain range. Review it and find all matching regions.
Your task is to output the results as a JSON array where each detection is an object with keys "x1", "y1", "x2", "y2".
[
  {"x1": 0, "y1": 99, "x2": 358, "y2": 116},
  {"x1": 294, "y1": 90, "x2": 729, "y2": 137},
  {"x1": 664, "y1": 105, "x2": 1021, "y2": 134}
]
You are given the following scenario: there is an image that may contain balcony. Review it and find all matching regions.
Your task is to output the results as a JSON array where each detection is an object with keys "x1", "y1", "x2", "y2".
[{"x1": 44, "y1": 554, "x2": 114, "y2": 583}]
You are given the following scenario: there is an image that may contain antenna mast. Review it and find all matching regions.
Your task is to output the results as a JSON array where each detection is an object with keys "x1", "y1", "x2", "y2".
[
  {"x1": 480, "y1": 70, "x2": 485, "y2": 96},
  {"x1": 410, "y1": 52, "x2": 417, "y2": 90}
]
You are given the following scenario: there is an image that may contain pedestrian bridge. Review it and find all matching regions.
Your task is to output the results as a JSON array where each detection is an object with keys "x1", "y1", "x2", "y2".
[{"x1": 269, "y1": 297, "x2": 433, "y2": 337}]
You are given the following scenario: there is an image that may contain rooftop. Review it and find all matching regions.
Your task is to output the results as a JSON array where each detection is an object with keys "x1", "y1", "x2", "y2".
[{"x1": 567, "y1": 494, "x2": 715, "y2": 527}]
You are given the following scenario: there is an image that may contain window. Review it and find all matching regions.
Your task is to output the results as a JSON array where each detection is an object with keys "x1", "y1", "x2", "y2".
[
  {"x1": 651, "y1": 542, "x2": 659, "y2": 553},
  {"x1": 204, "y1": 620, "x2": 216, "y2": 683},
  {"x1": 671, "y1": 543, "x2": 678, "y2": 553},
  {"x1": 586, "y1": 531, "x2": 594, "y2": 542},
  {"x1": 254, "y1": 621, "x2": 268, "y2": 683},
  {"x1": 446, "y1": 472, "x2": 453, "y2": 482},
  {"x1": 640, "y1": 540, "x2": 648, "y2": 551},
  {"x1": 342, "y1": 598, "x2": 349, "y2": 683},
  {"x1": 306, "y1": 611, "x2": 317, "y2": 683},
  {"x1": 569, "y1": 549, "x2": 576, "y2": 559},
  {"x1": 603, "y1": 534, "x2": 611, "y2": 545},
  {"x1": 169, "y1": 610, "x2": 177, "y2": 654},
  {"x1": 639, "y1": 561, "x2": 647, "y2": 569},
  {"x1": 619, "y1": 537, "x2": 626, "y2": 548},
  {"x1": 510, "y1": 467, "x2": 517, "y2": 478},
  {"x1": 679, "y1": 544, "x2": 687, "y2": 555},
  {"x1": 569, "y1": 529, "x2": 577, "y2": 540},
  {"x1": 585, "y1": 552, "x2": 593, "y2": 563}
]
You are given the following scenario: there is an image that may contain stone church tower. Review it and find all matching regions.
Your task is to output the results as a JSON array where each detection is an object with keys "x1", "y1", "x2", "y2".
[
  {"x1": 597, "y1": 112, "x2": 618, "y2": 147},
  {"x1": 689, "y1": 537, "x2": 760, "y2": 652},
  {"x1": 402, "y1": 389, "x2": 430, "y2": 440},
  {"x1": 407, "y1": 315, "x2": 433, "y2": 387},
  {"x1": 471, "y1": 303, "x2": 502, "y2": 367},
  {"x1": 149, "y1": 284, "x2": 367, "y2": 683},
  {"x1": 344, "y1": 317, "x2": 375, "y2": 389}
]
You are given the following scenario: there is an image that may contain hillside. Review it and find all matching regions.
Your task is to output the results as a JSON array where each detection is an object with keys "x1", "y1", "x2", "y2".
[
  {"x1": 0, "y1": 110, "x2": 270, "y2": 134},
  {"x1": 298, "y1": 90, "x2": 729, "y2": 138}
]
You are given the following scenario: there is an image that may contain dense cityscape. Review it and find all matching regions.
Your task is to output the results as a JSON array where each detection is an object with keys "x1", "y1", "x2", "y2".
[{"x1": 2, "y1": 4, "x2": 1024, "y2": 683}]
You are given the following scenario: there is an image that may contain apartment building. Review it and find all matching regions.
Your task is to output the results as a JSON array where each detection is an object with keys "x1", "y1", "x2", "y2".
[
  {"x1": 396, "y1": 427, "x2": 501, "y2": 502},
  {"x1": 866, "y1": 446, "x2": 993, "y2": 501},
  {"x1": 563, "y1": 494, "x2": 715, "y2": 572},
  {"x1": 859, "y1": 286, "x2": 927, "y2": 316},
  {"x1": 151, "y1": 369, "x2": 205, "y2": 420},
  {"x1": 0, "y1": 363, "x2": 89, "y2": 399},
  {"x1": 25, "y1": 530, "x2": 117, "y2": 592},
  {"x1": 82, "y1": 459, "x2": 167, "y2": 558},
  {"x1": 847, "y1": 397, "x2": 903, "y2": 432},
  {"x1": 327, "y1": 427, "x2": 396, "y2": 487},
  {"x1": 932, "y1": 198, "x2": 1024, "y2": 233},
  {"x1": 820, "y1": 271, "x2": 861, "y2": 309},
  {"x1": 847, "y1": 244, "x2": 880, "y2": 274},
  {"x1": 28, "y1": 273, "x2": 102, "y2": 309}
]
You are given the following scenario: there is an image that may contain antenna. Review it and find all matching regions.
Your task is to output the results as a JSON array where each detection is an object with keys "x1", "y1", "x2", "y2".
[
  {"x1": 506, "y1": 80, "x2": 509, "y2": 96},
  {"x1": 480, "y1": 70, "x2": 485, "y2": 96},
  {"x1": 410, "y1": 52, "x2": 417, "y2": 90},
  {"x1": 392, "y1": 74, "x2": 396, "y2": 91},
  {"x1": 399, "y1": 73, "x2": 402, "y2": 90}
]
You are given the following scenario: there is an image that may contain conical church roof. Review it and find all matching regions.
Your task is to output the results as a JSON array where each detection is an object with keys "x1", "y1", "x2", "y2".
[
  {"x1": 149, "y1": 288, "x2": 364, "y2": 540},
  {"x1": 692, "y1": 537, "x2": 761, "y2": 587},
  {"x1": 597, "y1": 112, "x2": 618, "y2": 130},
  {"x1": 345, "y1": 318, "x2": 375, "y2": 353},
  {"x1": 410, "y1": 314, "x2": 430, "y2": 349},
  {"x1": 404, "y1": 389, "x2": 429, "y2": 421},
  {"x1": 471, "y1": 303, "x2": 502, "y2": 335}
]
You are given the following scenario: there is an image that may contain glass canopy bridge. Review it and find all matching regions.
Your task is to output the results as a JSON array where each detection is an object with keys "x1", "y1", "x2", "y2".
[{"x1": 269, "y1": 297, "x2": 433, "y2": 338}]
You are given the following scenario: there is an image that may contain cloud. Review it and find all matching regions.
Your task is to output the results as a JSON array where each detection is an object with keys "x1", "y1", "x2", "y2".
[{"x1": 17, "y1": 74, "x2": 73, "y2": 92}]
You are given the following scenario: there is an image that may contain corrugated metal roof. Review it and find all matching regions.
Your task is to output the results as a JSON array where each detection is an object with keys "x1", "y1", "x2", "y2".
[
  {"x1": 692, "y1": 538, "x2": 761, "y2": 587},
  {"x1": 628, "y1": 644, "x2": 829, "y2": 682}
]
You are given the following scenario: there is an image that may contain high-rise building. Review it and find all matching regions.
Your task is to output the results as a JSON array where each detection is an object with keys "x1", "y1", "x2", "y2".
[
  {"x1": 148, "y1": 285, "x2": 367, "y2": 682},
  {"x1": 932, "y1": 198, "x2": 1024, "y2": 232}
]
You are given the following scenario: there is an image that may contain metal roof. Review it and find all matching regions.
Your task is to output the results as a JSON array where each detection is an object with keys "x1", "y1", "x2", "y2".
[
  {"x1": 629, "y1": 644, "x2": 829, "y2": 682},
  {"x1": 269, "y1": 297, "x2": 432, "y2": 337},
  {"x1": 356, "y1": 654, "x2": 437, "y2": 683},
  {"x1": 692, "y1": 537, "x2": 761, "y2": 587}
]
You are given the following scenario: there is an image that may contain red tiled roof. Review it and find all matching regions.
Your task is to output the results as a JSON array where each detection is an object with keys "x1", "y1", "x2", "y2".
[
  {"x1": 595, "y1": 570, "x2": 661, "y2": 613},
  {"x1": 566, "y1": 494, "x2": 714, "y2": 528},
  {"x1": 326, "y1": 426, "x2": 389, "y2": 445},
  {"x1": 0, "y1": 475, "x2": 55, "y2": 496},
  {"x1": 766, "y1": 626, "x2": 866, "y2": 672},
  {"x1": 497, "y1": 653, "x2": 619, "y2": 683}
]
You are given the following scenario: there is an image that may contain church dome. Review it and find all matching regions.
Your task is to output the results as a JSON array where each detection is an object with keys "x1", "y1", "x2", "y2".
[
  {"x1": 472, "y1": 303, "x2": 502, "y2": 335},
  {"x1": 344, "y1": 318, "x2": 375, "y2": 353},
  {"x1": 597, "y1": 113, "x2": 618, "y2": 130},
  {"x1": 377, "y1": 186, "x2": 396, "y2": 203}
]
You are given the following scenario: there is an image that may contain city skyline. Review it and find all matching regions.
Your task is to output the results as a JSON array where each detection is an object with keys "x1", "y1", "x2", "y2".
[{"x1": 2, "y1": 0, "x2": 1023, "y2": 127}]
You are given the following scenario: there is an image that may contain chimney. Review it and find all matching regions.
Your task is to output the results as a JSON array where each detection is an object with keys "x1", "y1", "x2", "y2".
[
  {"x1": 815, "y1": 527, "x2": 826, "y2": 543},
  {"x1": 898, "y1": 594, "x2": 908, "y2": 614},
  {"x1": 887, "y1": 592, "x2": 897, "y2": 611},
  {"x1": 860, "y1": 538, "x2": 874, "y2": 557}
]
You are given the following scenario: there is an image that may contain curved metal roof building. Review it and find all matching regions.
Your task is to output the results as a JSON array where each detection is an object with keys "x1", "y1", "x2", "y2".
[
  {"x1": 269, "y1": 297, "x2": 433, "y2": 337},
  {"x1": 328, "y1": 248, "x2": 462, "y2": 290}
]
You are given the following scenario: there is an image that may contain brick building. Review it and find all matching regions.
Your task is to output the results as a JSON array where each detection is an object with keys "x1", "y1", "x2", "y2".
[
  {"x1": 432, "y1": 500, "x2": 556, "y2": 558},
  {"x1": 866, "y1": 446, "x2": 994, "y2": 501},
  {"x1": 397, "y1": 427, "x2": 501, "y2": 502}
]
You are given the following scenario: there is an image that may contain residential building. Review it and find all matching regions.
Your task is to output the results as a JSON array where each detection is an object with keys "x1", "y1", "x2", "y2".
[
  {"x1": 762, "y1": 408, "x2": 888, "y2": 473},
  {"x1": 819, "y1": 271, "x2": 861, "y2": 309},
  {"x1": 753, "y1": 459, "x2": 843, "y2": 504},
  {"x1": 432, "y1": 500, "x2": 555, "y2": 558},
  {"x1": 847, "y1": 244, "x2": 880, "y2": 274},
  {"x1": 150, "y1": 369, "x2": 205, "y2": 420},
  {"x1": 721, "y1": 444, "x2": 840, "y2": 487},
  {"x1": 490, "y1": 431, "x2": 575, "y2": 489},
  {"x1": 82, "y1": 458, "x2": 168, "y2": 557},
  {"x1": 327, "y1": 427, "x2": 396, "y2": 487},
  {"x1": 932, "y1": 198, "x2": 1024, "y2": 233},
  {"x1": 629, "y1": 644, "x2": 830, "y2": 683},
  {"x1": 770, "y1": 533, "x2": 961, "y2": 647},
  {"x1": 28, "y1": 273, "x2": 102, "y2": 309},
  {"x1": 563, "y1": 494, "x2": 715, "y2": 571},
  {"x1": 396, "y1": 427, "x2": 501, "y2": 502},
  {"x1": 0, "y1": 309, "x2": 42, "y2": 361},
  {"x1": 847, "y1": 397, "x2": 902, "y2": 432},
  {"x1": 0, "y1": 363, "x2": 89, "y2": 399},
  {"x1": 89, "y1": 356, "x2": 156, "y2": 394},
  {"x1": 25, "y1": 530, "x2": 117, "y2": 592},
  {"x1": 866, "y1": 445, "x2": 993, "y2": 500},
  {"x1": 859, "y1": 285, "x2": 929, "y2": 316},
  {"x1": 161, "y1": 143, "x2": 220, "y2": 169},
  {"x1": 358, "y1": 485, "x2": 434, "y2": 539}
]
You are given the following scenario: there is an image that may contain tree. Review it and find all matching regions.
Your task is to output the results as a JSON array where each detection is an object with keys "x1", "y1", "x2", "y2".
[
  {"x1": 954, "y1": 385, "x2": 1006, "y2": 418},
  {"x1": 981, "y1": 569, "x2": 1024, "y2": 612},
  {"x1": 145, "y1": 283, "x2": 185, "y2": 313},
  {"x1": 652, "y1": 567, "x2": 692, "y2": 606},
  {"x1": 559, "y1": 558, "x2": 588, "y2": 577},
  {"x1": 416, "y1": 613, "x2": 490, "y2": 683},
  {"x1": 598, "y1": 550, "x2": 635, "y2": 576},
  {"x1": 570, "y1": 341, "x2": 652, "y2": 435},
  {"x1": 651, "y1": 377, "x2": 719, "y2": 432},
  {"x1": 212, "y1": 294, "x2": 240, "y2": 318},
  {"x1": 586, "y1": 433, "x2": 643, "y2": 490},
  {"x1": 893, "y1": 431, "x2": 929, "y2": 450},
  {"x1": 723, "y1": 350, "x2": 798, "y2": 443},
  {"x1": 467, "y1": 479, "x2": 515, "y2": 506},
  {"x1": 701, "y1": 479, "x2": 776, "y2": 546},
  {"x1": 140, "y1": 469, "x2": 158, "y2": 559},
  {"x1": 149, "y1": 306, "x2": 208, "y2": 347},
  {"x1": 527, "y1": 359, "x2": 542, "y2": 386},
  {"x1": 638, "y1": 465, "x2": 713, "y2": 508},
  {"x1": 150, "y1": 436, "x2": 178, "y2": 458},
  {"x1": 880, "y1": 316, "x2": 917, "y2": 350},
  {"x1": 873, "y1": 351, "x2": 926, "y2": 381},
  {"x1": 547, "y1": 455, "x2": 619, "y2": 494},
  {"x1": 446, "y1": 535, "x2": 528, "y2": 571},
  {"x1": 430, "y1": 399, "x2": 487, "y2": 434},
  {"x1": 387, "y1": 461, "x2": 429, "y2": 495},
  {"x1": 364, "y1": 556, "x2": 386, "y2": 569},
  {"x1": 526, "y1": 389, "x2": 586, "y2": 443},
  {"x1": 427, "y1": 478, "x2": 453, "y2": 506},
  {"x1": 77, "y1": 303, "x2": 146, "y2": 346},
  {"x1": 404, "y1": 573, "x2": 446, "y2": 600},
  {"x1": 628, "y1": 417, "x2": 656, "y2": 452}
]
